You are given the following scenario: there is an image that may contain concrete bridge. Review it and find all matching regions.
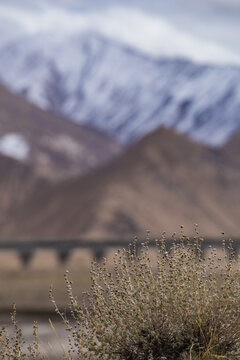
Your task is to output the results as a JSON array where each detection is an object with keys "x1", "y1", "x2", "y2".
[{"x1": 0, "y1": 237, "x2": 239, "y2": 266}]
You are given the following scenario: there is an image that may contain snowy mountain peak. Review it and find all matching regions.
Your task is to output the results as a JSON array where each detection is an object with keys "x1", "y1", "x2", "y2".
[
  {"x1": 0, "y1": 30, "x2": 240, "y2": 146},
  {"x1": 0, "y1": 1, "x2": 240, "y2": 147}
]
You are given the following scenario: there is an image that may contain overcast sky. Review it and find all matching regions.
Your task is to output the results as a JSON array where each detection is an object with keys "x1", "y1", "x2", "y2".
[
  {"x1": 0, "y1": 0, "x2": 240, "y2": 65},
  {"x1": 209, "y1": 0, "x2": 240, "y2": 8}
]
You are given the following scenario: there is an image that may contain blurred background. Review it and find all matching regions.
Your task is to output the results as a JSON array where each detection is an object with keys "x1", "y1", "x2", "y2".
[{"x1": 0, "y1": 0, "x2": 240, "y2": 352}]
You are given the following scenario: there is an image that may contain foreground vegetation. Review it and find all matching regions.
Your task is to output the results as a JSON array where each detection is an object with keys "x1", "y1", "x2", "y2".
[{"x1": 1, "y1": 230, "x2": 240, "y2": 359}]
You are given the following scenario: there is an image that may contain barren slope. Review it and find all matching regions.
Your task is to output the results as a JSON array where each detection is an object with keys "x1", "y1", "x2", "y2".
[
  {"x1": 3, "y1": 127, "x2": 240, "y2": 239},
  {"x1": 222, "y1": 131, "x2": 240, "y2": 169},
  {"x1": 0, "y1": 154, "x2": 43, "y2": 226},
  {"x1": 0, "y1": 84, "x2": 121, "y2": 180}
]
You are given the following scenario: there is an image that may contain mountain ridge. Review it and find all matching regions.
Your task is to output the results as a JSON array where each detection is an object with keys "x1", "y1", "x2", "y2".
[
  {"x1": 0, "y1": 84, "x2": 122, "y2": 180},
  {"x1": 0, "y1": 31, "x2": 240, "y2": 147},
  {"x1": 4, "y1": 126, "x2": 240, "y2": 239}
]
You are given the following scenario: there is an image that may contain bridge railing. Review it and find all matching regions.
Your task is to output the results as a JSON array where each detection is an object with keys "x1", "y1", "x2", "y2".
[{"x1": 0, "y1": 237, "x2": 239, "y2": 267}]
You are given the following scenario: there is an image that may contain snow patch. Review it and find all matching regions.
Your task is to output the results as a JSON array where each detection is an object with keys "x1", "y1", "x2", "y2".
[
  {"x1": 0, "y1": 133, "x2": 30, "y2": 161},
  {"x1": 41, "y1": 134, "x2": 86, "y2": 158}
]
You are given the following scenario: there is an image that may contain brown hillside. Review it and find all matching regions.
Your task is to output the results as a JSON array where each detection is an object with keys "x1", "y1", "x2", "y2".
[
  {"x1": 3, "y1": 127, "x2": 240, "y2": 238},
  {"x1": 222, "y1": 130, "x2": 240, "y2": 168},
  {"x1": 0, "y1": 154, "x2": 43, "y2": 225},
  {"x1": 0, "y1": 84, "x2": 121, "y2": 180}
]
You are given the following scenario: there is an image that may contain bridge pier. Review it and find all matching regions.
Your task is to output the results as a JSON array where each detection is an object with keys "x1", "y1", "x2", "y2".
[
  {"x1": 18, "y1": 250, "x2": 34, "y2": 267},
  {"x1": 93, "y1": 248, "x2": 106, "y2": 262},
  {"x1": 57, "y1": 249, "x2": 72, "y2": 264},
  {"x1": 0, "y1": 237, "x2": 239, "y2": 269}
]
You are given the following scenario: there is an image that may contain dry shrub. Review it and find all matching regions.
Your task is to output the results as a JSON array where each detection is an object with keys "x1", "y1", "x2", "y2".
[
  {"x1": 0, "y1": 304, "x2": 42, "y2": 360},
  {"x1": 2, "y1": 231, "x2": 240, "y2": 360},
  {"x1": 50, "y1": 231, "x2": 240, "y2": 360}
]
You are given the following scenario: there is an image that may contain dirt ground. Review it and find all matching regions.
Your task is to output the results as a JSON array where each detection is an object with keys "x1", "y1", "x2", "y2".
[
  {"x1": 0, "y1": 248, "x2": 123, "y2": 358},
  {"x1": 0, "y1": 246, "x2": 233, "y2": 312},
  {"x1": 0, "y1": 248, "x2": 122, "y2": 311}
]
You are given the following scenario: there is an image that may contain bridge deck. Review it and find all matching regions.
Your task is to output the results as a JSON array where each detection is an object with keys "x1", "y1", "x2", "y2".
[{"x1": 0, "y1": 237, "x2": 239, "y2": 266}]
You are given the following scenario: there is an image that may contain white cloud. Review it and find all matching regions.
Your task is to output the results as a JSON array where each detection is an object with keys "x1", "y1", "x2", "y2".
[
  {"x1": 0, "y1": 1, "x2": 240, "y2": 66},
  {"x1": 208, "y1": 0, "x2": 240, "y2": 8},
  {"x1": 89, "y1": 7, "x2": 240, "y2": 65}
]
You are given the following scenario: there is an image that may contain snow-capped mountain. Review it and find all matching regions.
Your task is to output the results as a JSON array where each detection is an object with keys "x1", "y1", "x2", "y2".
[
  {"x1": 0, "y1": 31, "x2": 240, "y2": 146},
  {"x1": 0, "y1": 0, "x2": 240, "y2": 146}
]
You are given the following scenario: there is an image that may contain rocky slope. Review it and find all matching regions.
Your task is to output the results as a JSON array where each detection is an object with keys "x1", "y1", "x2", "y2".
[
  {"x1": 4, "y1": 127, "x2": 240, "y2": 239},
  {"x1": 0, "y1": 154, "x2": 42, "y2": 225},
  {"x1": 222, "y1": 130, "x2": 240, "y2": 168},
  {"x1": 0, "y1": 84, "x2": 121, "y2": 180}
]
